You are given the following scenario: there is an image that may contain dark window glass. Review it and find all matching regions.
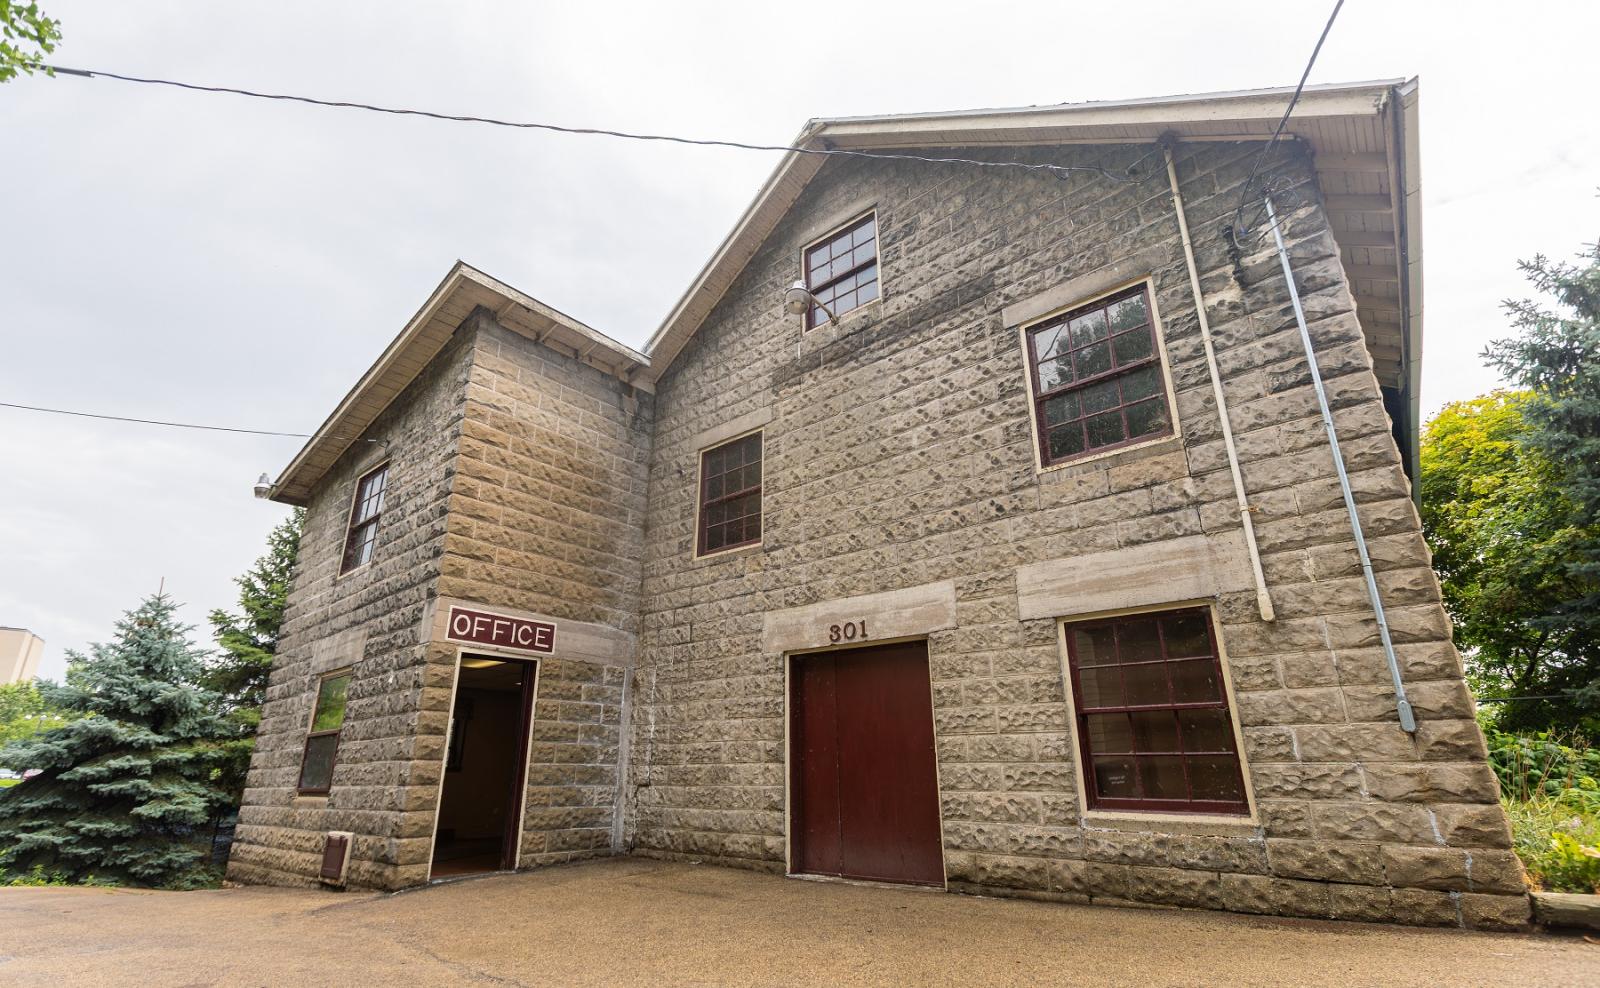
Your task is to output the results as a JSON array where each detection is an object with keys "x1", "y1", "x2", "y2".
[
  {"x1": 297, "y1": 672, "x2": 352, "y2": 794},
  {"x1": 1065, "y1": 608, "x2": 1248, "y2": 815},
  {"x1": 1025, "y1": 285, "x2": 1173, "y2": 465},
  {"x1": 698, "y1": 432, "x2": 763, "y2": 555},
  {"x1": 803, "y1": 213, "x2": 879, "y2": 328},
  {"x1": 340, "y1": 464, "x2": 389, "y2": 573}
]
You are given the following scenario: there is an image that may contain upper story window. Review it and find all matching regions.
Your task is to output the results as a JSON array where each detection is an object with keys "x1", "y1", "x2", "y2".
[
  {"x1": 297, "y1": 671, "x2": 351, "y2": 795},
  {"x1": 1025, "y1": 284, "x2": 1173, "y2": 465},
  {"x1": 340, "y1": 463, "x2": 388, "y2": 574},
  {"x1": 1063, "y1": 607, "x2": 1248, "y2": 816},
  {"x1": 697, "y1": 432, "x2": 762, "y2": 556},
  {"x1": 803, "y1": 212, "x2": 879, "y2": 328}
]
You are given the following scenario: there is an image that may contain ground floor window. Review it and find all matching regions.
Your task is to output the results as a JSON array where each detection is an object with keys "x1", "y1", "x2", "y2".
[
  {"x1": 297, "y1": 671, "x2": 351, "y2": 794},
  {"x1": 1063, "y1": 607, "x2": 1248, "y2": 815}
]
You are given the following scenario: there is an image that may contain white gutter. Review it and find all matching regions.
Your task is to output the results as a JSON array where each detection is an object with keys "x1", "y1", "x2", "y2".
[{"x1": 1163, "y1": 145, "x2": 1276, "y2": 623}]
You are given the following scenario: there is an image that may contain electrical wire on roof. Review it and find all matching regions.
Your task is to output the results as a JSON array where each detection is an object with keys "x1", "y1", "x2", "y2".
[
  {"x1": 1227, "y1": 0, "x2": 1346, "y2": 240},
  {"x1": 0, "y1": 400, "x2": 383, "y2": 443},
  {"x1": 32, "y1": 64, "x2": 1145, "y2": 184}
]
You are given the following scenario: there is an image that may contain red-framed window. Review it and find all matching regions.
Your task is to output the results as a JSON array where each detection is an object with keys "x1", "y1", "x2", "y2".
[
  {"x1": 803, "y1": 212, "x2": 879, "y2": 328},
  {"x1": 340, "y1": 463, "x2": 388, "y2": 573},
  {"x1": 1063, "y1": 607, "x2": 1248, "y2": 816},
  {"x1": 1024, "y1": 284, "x2": 1172, "y2": 465},
  {"x1": 697, "y1": 432, "x2": 762, "y2": 555},
  {"x1": 297, "y1": 671, "x2": 352, "y2": 795}
]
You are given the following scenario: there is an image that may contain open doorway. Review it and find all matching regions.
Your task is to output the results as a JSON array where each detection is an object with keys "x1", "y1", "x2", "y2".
[{"x1": 430, "y1": 655, "x2": 536, "y2": 879}]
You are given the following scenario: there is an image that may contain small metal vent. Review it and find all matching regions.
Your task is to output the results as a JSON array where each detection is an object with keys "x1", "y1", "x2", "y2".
[{"x1": 319, "y1": 831, "x2": 353, "y2": 886}]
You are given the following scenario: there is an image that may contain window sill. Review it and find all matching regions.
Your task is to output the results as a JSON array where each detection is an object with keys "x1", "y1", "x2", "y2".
[
  {"x1": 292, "y1": 793, "x2": 330, "y2": 806},
  {"x1": 1079, "y1": 809, "x2": 1260, "y2": 838},
  {"x1": 800, "y1": 297, "x2": 883, "y2": 345},
  {"x1": 691, "y1": 539, "x2": 764, "y2": 566},
  {"x1": 1035, "y1": 430, "x2": 1183, "y2": 476}
]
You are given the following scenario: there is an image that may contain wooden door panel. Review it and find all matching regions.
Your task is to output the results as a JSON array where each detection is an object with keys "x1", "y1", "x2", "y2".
[
  {"x1": 791, "y1": 653, "x2": 842, "y2": 876},
  {"x1": 791, "y1": 641, "x2": 944, "y2": 886}
]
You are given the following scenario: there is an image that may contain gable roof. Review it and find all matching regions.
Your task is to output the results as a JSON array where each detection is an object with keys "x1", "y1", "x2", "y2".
[
  {"x1": 640, "y1": 79, "x2": 1422, "y2": 418},
  {"x1": 271, "y1": 79, "x2": 1422, "y2": 504},
  {"x1": 270, "y1": 261, "x2": 648, "y2": 505}
]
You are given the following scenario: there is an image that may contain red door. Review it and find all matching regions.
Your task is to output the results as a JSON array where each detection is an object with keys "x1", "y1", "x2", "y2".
[{"x1": 790, "y1": 640, "x2": 944, "y2": 885}]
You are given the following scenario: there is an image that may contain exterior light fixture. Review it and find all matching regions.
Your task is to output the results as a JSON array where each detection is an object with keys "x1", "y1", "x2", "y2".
[
  {"x1": 783, "y1": 280, "x2": 837, "y2": 326},
  {"x1": 253, "y1": 473, "x2": 274, "y2": 499}
]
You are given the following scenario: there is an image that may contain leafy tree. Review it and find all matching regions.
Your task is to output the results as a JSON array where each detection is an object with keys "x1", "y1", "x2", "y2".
[
  {"x1": 1420, "y1": 392, "x2": 1598, "y2": 736},
  {"x1": 0, "y1": 682, "x2": 72, "y2": 750},
  {"x1": 204, "y1": 509, "x2": 302, "y2": 804},
  {"x1": 0, "y1": 1, "x2": 61, "y2": 83},
  {"x1": 0, "y1": 593, "x2": 232, "y2": 887}
]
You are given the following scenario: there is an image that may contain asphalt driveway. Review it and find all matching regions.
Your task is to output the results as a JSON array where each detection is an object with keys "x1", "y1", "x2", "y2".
[{"x1": 1, "y1": 858, "x2": 1593, "y2": 986}]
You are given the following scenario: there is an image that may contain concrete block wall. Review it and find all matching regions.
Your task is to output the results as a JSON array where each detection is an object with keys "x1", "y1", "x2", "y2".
[
  {"x1": 229, "y1": 327, "x2": 474, "y2": 889},
  {"x1": 627, "y1": 141, "x2": 1527, "y2": 928},
  {"x1": 232, "y1": 309, "x2": 651, "y2": 889}
]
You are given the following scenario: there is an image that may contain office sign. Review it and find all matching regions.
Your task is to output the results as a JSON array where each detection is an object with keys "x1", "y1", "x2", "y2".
[{"x1": 445, "y1": 606, "x2": 556, "y2": 655}]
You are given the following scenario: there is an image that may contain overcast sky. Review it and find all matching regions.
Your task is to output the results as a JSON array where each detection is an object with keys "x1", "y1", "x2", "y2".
[{"x1": 2, "y1": 1, "x2": 1596, "y2": 682}]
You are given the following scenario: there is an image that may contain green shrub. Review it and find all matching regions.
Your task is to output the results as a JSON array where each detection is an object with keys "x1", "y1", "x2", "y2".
[
  {"x1": 1503, "y1": 795, "x2": 1600, "y2": 893},
  {"x1": 1484, "y1": 727, "x2": 1600, "y2": 801}
]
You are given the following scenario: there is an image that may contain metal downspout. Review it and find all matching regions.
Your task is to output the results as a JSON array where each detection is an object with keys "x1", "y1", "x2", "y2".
[
  {"x1": 1263, "y1": 195, "x2": 1417, "y2": 733},
  {"x1": 1163, "y1": 146, "x2": 1276, "y2": 623}
]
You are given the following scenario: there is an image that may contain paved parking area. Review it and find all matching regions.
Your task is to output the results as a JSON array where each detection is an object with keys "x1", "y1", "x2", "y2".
[{"x1": 1, "y1": 858, "x2": 1594, "y2": 986}]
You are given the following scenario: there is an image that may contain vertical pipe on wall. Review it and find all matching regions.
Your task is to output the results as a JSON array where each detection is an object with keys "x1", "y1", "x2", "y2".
[
  {"x1": 1162, "y1": 146, "x2": 1277, "y2": 623},
  {"x1": 1263, "y1": 195, "x2": 1416, "y2": 734}
]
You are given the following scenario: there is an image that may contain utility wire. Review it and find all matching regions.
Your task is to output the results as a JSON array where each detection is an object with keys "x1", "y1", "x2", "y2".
[
  {"x1": 35, "y1": 64, "x2": 1140, "y2": 184},
  {"x1": 1228, "y1": 0, "x2": 1345, "y2": 238},
  {"x1": 0, "y1": 400, "x2": 381, "y2": 442}
]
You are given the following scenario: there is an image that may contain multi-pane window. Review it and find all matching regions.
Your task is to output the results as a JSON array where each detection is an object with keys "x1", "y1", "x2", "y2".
[
  {"x1": 803, "y1": 213, "x2": 879, "y2": 328},
  {"x1": 697, "y1": 432, "x2": 762, "y2": 555},
  {"x1": 297, "y1": 672, "x2": 351, "y2": 794},
  {"x1": 1064, "y1": 608, "x2": 1248, "y2": 816},
  {"x1": 340, "y1": 464, "x2": 388, "y2": 573},
  {"x1": 1025, "y1": 285, "x2": 1173, "y2": 465}
]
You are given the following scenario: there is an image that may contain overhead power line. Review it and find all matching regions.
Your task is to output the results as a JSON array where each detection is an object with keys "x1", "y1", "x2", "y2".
[
  {"x1": 1229, "y1": 0, "x2": 1346, "y2": 238},
  {"x1": 0, "y1": 400, "x2": 379, "y2": 442},
  {"x1": 35, "y1": 64, "x2": 1144, "y2": 184}
]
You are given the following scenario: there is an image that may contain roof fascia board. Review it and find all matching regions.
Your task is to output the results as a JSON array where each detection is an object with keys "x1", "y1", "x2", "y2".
[
  {"x1": 639, "y1": 81, "x2": 1406, "y2": 382},
  {"x1": 640, "y1": 120, "x2": 828, "y2": 360}
]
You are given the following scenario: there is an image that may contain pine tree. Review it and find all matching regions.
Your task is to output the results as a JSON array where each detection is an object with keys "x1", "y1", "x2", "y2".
[
  {"x1": 0, "y1": 593, "x2": 232, "y2": 887},
  {"x1": 205, "y1": 509, "x2": 302, "y2": 804},
  {"x1": 1484, "y1": 240, "x2": 1600, "y2": 736}
]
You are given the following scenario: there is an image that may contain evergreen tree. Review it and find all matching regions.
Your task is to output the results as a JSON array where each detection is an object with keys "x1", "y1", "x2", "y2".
[
  {"x1": 0, "y1": 593, "x2": 232, "y2": 887},
  {"x1": 1481, "y1": 240, "x2": 1600, "y2": 735},
  {"x1": 205, "y1": 509, "x2": 302, "y2": 804}
]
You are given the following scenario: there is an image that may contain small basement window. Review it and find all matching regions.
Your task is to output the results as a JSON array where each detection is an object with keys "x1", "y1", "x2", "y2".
[
  {"x1": 340, "y1": 463, "x2": 388, "y2": 573},
  {"x1": 298, "y1": 671, "x2": 352, "y2": 795},
  {"x1": 697, "y1": 432, "x2": 762, "y2": 555},
  {"x1": 1025, "y1": 284, "x2": 1173, "y2": 465},
  {"x1": 1063, "y1": 607, "x2": 1248, "y2": 816},
  {"x1": 803, "y1": 212, "x2": 879, "y2": 328}
]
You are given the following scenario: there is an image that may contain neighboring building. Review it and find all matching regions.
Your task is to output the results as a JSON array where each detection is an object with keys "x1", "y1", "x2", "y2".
[
  {"x1": 228, "y1": 79, "x2": 1529, "y2": 928},
  {"x1": 0, "y1": 628, "x2": 45, "y2": 685}
]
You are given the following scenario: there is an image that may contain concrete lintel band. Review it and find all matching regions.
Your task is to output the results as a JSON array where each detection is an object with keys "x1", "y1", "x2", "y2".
[
  {"x1": 762, "y1": 580, "x2": 957, "y2": 655},
  {"x1": 421, "y1": 595, "x2": 638, "y2": 668},
  {"x1": 1015, "y1": 530, "x2": 1256, "y2": 622}
]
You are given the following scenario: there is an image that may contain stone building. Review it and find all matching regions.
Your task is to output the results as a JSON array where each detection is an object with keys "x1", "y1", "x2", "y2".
[{"x1": 228, "y1": 79, "x2": 1531, "y2": 928}]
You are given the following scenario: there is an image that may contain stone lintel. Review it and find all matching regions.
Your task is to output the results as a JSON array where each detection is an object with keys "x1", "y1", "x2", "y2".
[
  {"x1": 1001, "y1": 247, "x2": 1170, "y2": 328},
  {"x1": 762, "y1": 580, "x2": 957, "y2": 655},
  {"x1": 1016, "y1": 531, "x2": 1254, "y2": 622},
  {"x1": 420, "y1": 595, "x2": 636, "y2": 668}
]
